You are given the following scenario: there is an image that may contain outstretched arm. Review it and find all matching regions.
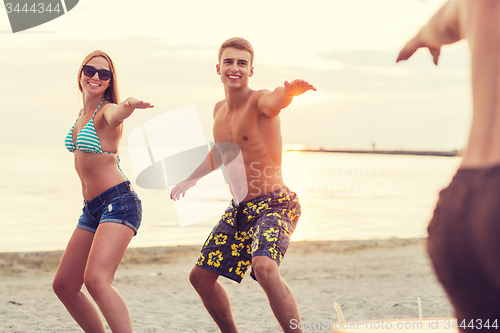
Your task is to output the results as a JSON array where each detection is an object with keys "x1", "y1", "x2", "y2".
[
  {"x1": 258, "y1": 79, "x2": 316, "y2": 117},
  {"x1": 170, "y1": 145, "x2": 223, "y2": 201},
  {"x1": 104, "y1": 97, "x2": 154, "y2": 128},
  {"x1": 397, "y1": 0, "x2": 464, "y2": 65}
]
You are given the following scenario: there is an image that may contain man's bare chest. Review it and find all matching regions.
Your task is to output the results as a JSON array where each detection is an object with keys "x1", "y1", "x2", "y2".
[{"x1": 213, "y1": 108, "x2": 255, "y2": 144}]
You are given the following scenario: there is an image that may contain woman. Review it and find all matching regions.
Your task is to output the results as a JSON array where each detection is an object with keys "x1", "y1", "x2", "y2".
[
  {"x1": 53, "y1": 50, "x2": 153, "y2": 332},
  {"x1": 398, "y1": 0, "x2": 500, "y2": 329}
]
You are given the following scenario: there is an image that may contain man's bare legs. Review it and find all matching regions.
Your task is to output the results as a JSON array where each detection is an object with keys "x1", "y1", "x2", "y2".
[
  {"x1": 189, "y1": 266, "x2": 239, "y2": 333},
  {"x1": 252, "y1": 256, "x2": 302, "y2": 333},
  {"x1": 189, "y1": 257, "x2": 302, "y2": 333}
]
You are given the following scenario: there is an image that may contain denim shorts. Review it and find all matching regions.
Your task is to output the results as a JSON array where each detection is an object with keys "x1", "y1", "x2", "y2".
[
  {"x1": 196, "y1": 186, "x2": 301, "y2": 283},
  {"x1": 77, "y1": 181, "x2": 142, "y2": 235}
]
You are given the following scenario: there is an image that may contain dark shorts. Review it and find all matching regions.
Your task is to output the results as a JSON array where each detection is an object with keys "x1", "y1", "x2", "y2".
[
  {"x1": 196, "y1": 186, "x2": 301, "y2": 283},
  {"x1": 427, "y1": 166, "x2": 500, "y2": 329},
  {"x1": 77, "y1": 181, "x2": 142, "y2": 235}
]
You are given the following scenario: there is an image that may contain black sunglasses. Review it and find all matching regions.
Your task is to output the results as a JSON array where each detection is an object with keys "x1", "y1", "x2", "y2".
[{"x1": 82, "y1": 65, "x2": 113, "y2": 81}]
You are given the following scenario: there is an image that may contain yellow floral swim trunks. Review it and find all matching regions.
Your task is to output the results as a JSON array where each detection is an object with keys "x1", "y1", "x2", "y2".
[{"x1": 196, "y1": 186, "x2": 301, "y2": 283}]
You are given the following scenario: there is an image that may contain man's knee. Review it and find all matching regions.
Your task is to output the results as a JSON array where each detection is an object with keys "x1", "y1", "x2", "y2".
[
  {"x1": 189, "y1": 265, "x2": 218, "y2": 290},
  {"x1": 252, "y1": 256, "x2": 280, "y2": 283}
]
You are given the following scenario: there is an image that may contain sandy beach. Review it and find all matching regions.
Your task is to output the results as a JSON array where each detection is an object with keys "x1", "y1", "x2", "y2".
[{"x1": 0, "y1": 238, "x2": 453, "y2": 332}]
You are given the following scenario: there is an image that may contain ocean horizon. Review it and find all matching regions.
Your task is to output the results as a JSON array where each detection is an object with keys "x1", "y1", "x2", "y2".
[{"x1": 1, "y1": 143, "x2": 461, "y2": 253}]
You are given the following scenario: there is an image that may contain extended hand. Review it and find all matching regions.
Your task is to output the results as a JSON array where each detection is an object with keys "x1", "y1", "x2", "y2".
[
  {"x1": 170, "y1": 179, "x2": 198, "y2": 201},
  {"x1": 284, "y1": 79, "x2": 317, "y2": 97},
  {"x1": 124, "y1": 97, "x2": 154, "y2": 109},
  {"x1": 396, "y1": 34, "x2": 441, "y2": 65}
]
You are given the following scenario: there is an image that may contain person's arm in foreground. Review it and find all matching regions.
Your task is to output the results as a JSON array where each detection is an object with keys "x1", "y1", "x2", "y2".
[{"x1": 397, "y1": 0, "x2": 464, "y2": 65}]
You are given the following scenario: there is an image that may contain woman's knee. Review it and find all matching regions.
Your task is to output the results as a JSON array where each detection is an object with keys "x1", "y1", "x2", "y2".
[
  {"x1": 52, "y1": 275, "x2": 66, "y2": 296},
  {"x1": 53, "y1": 274, "x2": 82, "y2": 299},
  {"x1": 83, "y1": 270, "x2": 109, "y2": 297}
]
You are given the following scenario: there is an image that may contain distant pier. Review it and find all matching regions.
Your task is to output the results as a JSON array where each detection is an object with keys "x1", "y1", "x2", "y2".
[{"x1": 285, "y1": 148, "x2": 460, "y2": 157}]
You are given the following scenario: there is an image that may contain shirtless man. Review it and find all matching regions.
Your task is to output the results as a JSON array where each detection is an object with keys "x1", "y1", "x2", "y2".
[
  {"x1": 398, "y1": 0, "x2": 500, "y2": 328},
  {"x1": 170, "y1": 37, "x2": 315, "y2": 332}
]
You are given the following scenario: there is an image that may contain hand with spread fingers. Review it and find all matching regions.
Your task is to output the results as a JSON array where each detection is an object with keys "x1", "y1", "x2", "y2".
[
  {"x1": 170, "y1": 179, "x2": 198, "y2": 201},
  {"x1": 396, "y1": 34, "x2": 441, "y2": 65},
  {"x1": 124, "y1": 97, "x2": 154, "y2": 109},
  {"x1": 396, "y1": 0, "x2": 462, "y2": 66},
  {"x1": 284, "y1": 79, "x2": 317, "y2": 96}
]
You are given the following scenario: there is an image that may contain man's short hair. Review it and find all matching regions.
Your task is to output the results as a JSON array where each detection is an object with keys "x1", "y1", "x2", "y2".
[{"x1": 218, "y1": 37, "x2": 254, "y2": 65}]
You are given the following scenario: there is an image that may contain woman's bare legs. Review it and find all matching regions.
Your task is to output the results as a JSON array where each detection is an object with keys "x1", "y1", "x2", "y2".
[
  {"x1": 53, "y1": 228, "x2": 106, "y2": 333},
  {"x1": 53, "y1": 223, "x2": 134, "y2": 333},
  {"x1": 84, "y1": 223, "x2": 134, "y2": 333}
]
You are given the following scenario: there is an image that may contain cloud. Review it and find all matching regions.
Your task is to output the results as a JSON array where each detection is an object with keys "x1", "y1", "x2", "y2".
[
  {"x1": 0, "y1": 34, "x2": 472, "y2": 151},
  {"x1": 318, "y1": 49, "x2": 396, "y2": 67}
]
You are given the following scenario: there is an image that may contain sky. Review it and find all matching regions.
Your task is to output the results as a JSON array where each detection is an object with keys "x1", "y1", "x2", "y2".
[{"x1": 0, "y1": 0, "x2": 471, "y2": 151}]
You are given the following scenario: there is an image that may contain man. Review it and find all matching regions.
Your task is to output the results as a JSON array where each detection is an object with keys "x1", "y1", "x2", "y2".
[
  {"x1": 170, "y1": 37, "x2": 315, "y2": 333},
  {"x1": 398, "y1": 0, "x2": 500, "y2": 329}
]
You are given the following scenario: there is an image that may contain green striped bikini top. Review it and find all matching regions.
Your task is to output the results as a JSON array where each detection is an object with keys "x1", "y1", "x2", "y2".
[{"x1": 65, "y1": 98, "x2": 117, "y2": 156}]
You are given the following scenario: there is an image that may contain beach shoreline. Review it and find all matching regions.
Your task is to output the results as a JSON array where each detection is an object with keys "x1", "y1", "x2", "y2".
[
  {"x1": 0, "y1": 238, "x2": 424, "y2": 275},
  {"x1": 0, "y1": 238, "x2": 454, "y2": 332}
]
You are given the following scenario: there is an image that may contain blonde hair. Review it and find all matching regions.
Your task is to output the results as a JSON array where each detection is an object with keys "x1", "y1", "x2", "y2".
[
  {"x1": 78, "y1": 50, "x2": 120, "y2": 104},
  {"x1": 78, "y1": 50, "x2": 123, "y2": 147},
  {"x1": 218, "y1": 37, "x2": 254, "y2": 65}
]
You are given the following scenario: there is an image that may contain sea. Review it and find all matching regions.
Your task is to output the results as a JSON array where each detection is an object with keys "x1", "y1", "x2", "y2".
[{"x1": 0, "y1": 144, "x2": 461, "y2": 253}]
